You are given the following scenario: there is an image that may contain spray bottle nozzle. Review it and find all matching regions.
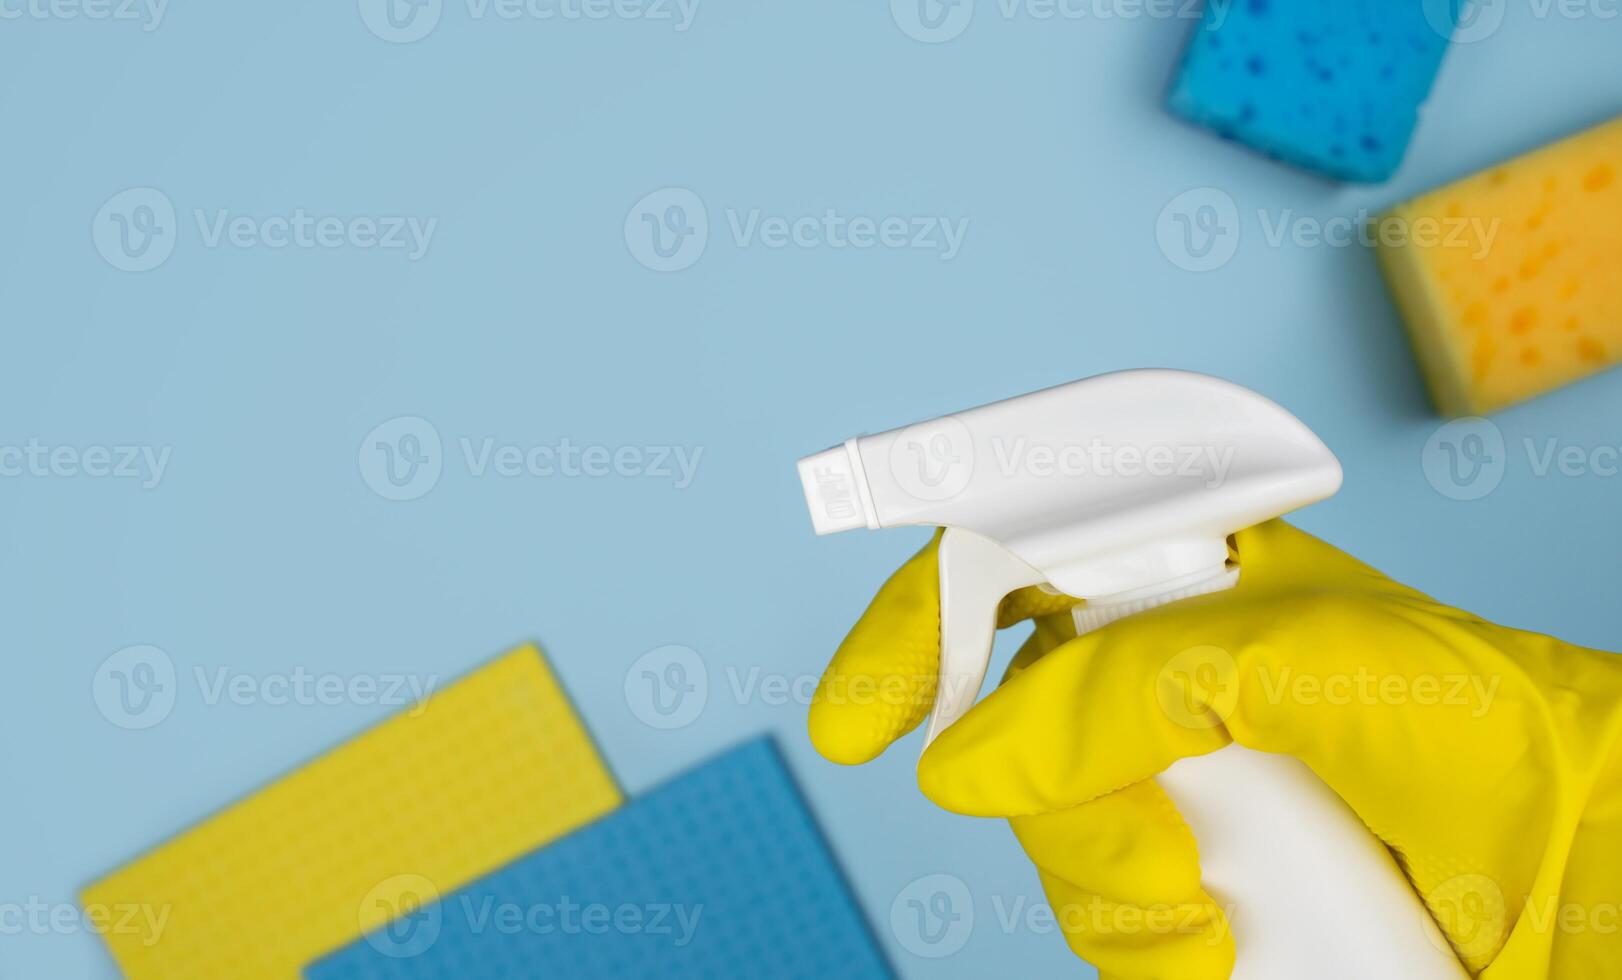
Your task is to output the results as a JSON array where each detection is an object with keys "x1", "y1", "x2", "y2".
[
  {"x1": 797, "y1": 369, "x2": 1342, "y2": 749},
  {"x1": 797, "y1": 439, "x2": 879, "y2": 535}
]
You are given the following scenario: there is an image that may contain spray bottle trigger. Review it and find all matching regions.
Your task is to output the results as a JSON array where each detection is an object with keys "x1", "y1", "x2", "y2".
[{"x1": 923, "y1": 527, "x2": 1047, "y2": 753}]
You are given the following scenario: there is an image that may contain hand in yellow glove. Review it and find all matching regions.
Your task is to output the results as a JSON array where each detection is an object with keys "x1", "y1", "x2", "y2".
[{"x1": 809, "y1": 520, "x2": 1622, "y2": 979}]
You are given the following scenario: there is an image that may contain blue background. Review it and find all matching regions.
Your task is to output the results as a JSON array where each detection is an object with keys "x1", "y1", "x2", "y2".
[{"x1": 2, "y1": 1, "x2": 1620, "y2": 976}]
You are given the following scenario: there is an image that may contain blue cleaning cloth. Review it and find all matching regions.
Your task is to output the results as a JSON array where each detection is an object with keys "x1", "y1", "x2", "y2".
[
  {"x1": 306, "y1": 738, "x2": 894, "y2": 980},
  {"x1": 1167, "y1": 0, "x2": 1458, "y2": 182}
]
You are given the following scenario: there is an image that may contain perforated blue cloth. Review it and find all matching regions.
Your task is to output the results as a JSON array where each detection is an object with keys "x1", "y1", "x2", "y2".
[{"x1": 306, "y1": 738, "x2": 894, "y2": 980}]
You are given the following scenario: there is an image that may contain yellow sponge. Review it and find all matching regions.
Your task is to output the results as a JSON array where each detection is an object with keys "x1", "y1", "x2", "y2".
[
  {"x1": 81, "y1": 645, "x2": 621, "y2": 980},
  {"x1": 1377, "y1": 116, "x2": 1622, "y2": 415}
]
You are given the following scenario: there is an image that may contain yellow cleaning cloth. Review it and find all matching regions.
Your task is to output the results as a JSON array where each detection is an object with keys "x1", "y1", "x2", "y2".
[
  {"x1": 1377, "y1": 115, "x2": 1622, "y2": 415},
  {"x1": 81, "y1": 644, "x2": 621, "y2": 980}
]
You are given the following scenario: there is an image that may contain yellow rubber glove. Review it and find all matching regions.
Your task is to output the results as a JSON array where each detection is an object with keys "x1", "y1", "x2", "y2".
[{"x1": 809, "y1": 520, "x2": 1622, "y2": 979}]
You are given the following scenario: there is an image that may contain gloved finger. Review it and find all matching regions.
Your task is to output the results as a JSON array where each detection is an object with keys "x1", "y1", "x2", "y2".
[
  {"x1": 1003, "y1": 608, "x2": 1080, "y2": 679},
  {"x1": 1008, "y1": 781, "x2": 1234, "y2": 979},
  {"x1": 809, "y1": 531, "x2": 1073, "y2": 766},
  {"x1": 1029, "y1": 872, "x2": 1234, "y2": 980},
  {"x1": 1012, "y1": 780, "x2": 1203, "y2": 904},
  {"x1": 1211, "y1": 518, "x2": 1419, "y2": 598},
  {"x1": 918, "y1": 600, "x2": 1234, "y2": 816},
  {"x1": 809, "y1": 532, "x2": 945, "y2": 765}
]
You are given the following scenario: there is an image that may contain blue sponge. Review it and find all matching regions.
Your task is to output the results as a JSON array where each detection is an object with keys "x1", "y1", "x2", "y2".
[
  {"x1": 1167, "y1": 0, "x2": 1457, "y2": 182},
  {"x1": 306, "y1": 738, "x2": 894, "y2": 980}
]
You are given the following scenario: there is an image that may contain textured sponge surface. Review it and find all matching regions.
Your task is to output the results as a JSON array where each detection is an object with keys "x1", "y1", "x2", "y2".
[
  {"x1": 1168, "y1": 0, "x2": 1455, "y2": 182},
  {"x1": 81, "y1": 646, "x2": 622, "y2": 980},
  {"x1": 1377, "y1": 116, "x2": 1622, "y2": 415},
  {"x1": 307, "y1": 739, "x2": 894, "y2": 980}
]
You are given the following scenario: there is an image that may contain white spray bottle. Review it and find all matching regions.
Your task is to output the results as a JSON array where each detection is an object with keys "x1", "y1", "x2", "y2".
[{"x1": 796, "y1": 369, "x2": 1465, "y2": 980}]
